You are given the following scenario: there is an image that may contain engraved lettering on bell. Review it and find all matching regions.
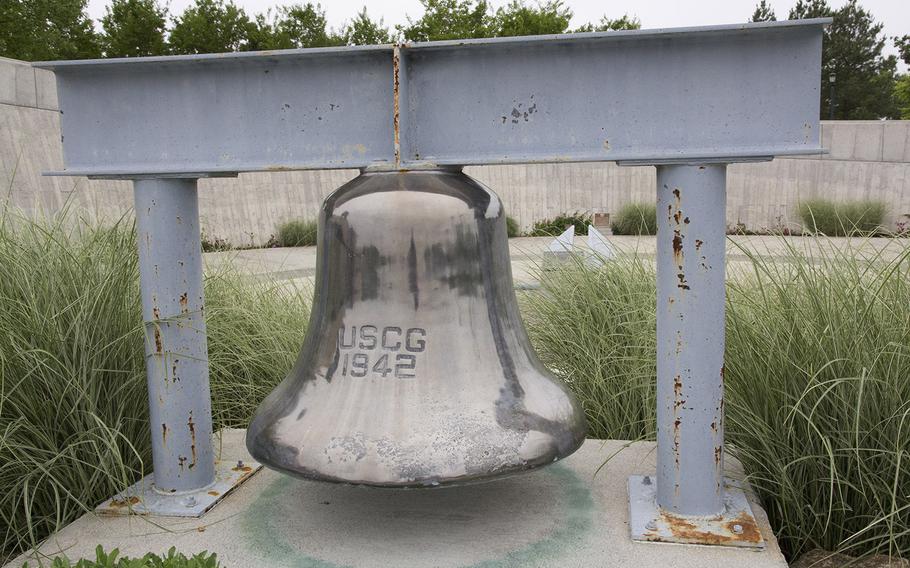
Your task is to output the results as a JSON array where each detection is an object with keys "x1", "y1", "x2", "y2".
[{"x1": 246, "y1": 169, "x2": 587, "y2": 487}]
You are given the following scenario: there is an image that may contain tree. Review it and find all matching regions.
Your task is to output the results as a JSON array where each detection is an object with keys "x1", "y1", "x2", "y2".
[
  {"x1": 750, "y1": 1, "x2": 777, "y2": 22},
  {"x1": 169, "y1": 0, "x2": 252, "y2": 54},
  {"x1": 494, "y1": 0, "x2": 572, "y2": 37},
  {"x1": 272, "y1": 3, "x2": 344, "y2": 48},
  {"x1": 342, "y1": 7, "x2": 391, "y2": 45},
  {"x1": 101, "y1": 0, "x2": 168, "y2": 57},
  {"x1": 400, "y1": 0, "x2": 493, "y2": 42},
  {"x1": 896, "y1": 35, "x2": 909, "y2": 66},
  {"x1": 790, "y1": 0, "x2": 898, "y2": 119},
  {"x1": 573, "y1": 15, "x2": 640, "y2": 33},
  {"x1": 0, "y1": 0, "x2": 101, "y2": 61}
]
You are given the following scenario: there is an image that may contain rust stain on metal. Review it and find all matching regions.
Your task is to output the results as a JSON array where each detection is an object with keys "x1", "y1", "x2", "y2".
[
  {"x1": 188, "y1": 411, "x2": 197, "y2": 470},
  {"x1": 208, "y1": 490, "x2": 220, "y2": 496},
  {"x1": 714, "y1": 445, "x2": 722, "y2": 466},
  {"x1": 677, "y1": 272, "x2": 690, "y2": 290},
  {"x1": 695, "y1": 239, "x2": 703, "y2": 250},
  {"x1": 672, "y1": 231, "x2": 684, "y2": 264},
  {"x1": 154, "y1": 327, "x2": 162, "y2": 353},
  {"x1": 643, "y1": 511, "x2": 762, "y2": 546},
  {"x1": 392, "y1": 47, "x2": 401, "y2": 166},
  {"x1": 162, "y1": 423, "x2": 168, "y2": 447},
  {"x1": 172, "y1": 358, "x2": 179, "y2": 382},
  {"x1": 109, "y1": 496, "x2": 140, "y2": 508},
  {"x1": 152, "y1": 307, "x2": 160, "y2": 320},
  {"x1": 179, "y1": 292, "x2": 188, "y2": 313},
  {"x1": 232, "y1": 465, "x2": 253, "y2": 473}
]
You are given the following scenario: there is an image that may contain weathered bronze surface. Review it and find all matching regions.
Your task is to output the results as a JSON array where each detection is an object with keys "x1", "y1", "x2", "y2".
[{"x1": 247, "y1": 169, "x2": 586, "y2": 487}]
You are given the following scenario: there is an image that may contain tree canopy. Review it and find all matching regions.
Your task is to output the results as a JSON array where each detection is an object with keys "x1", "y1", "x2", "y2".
[
  {"x1": 0, "y1": 0, "x2": 100, "y2": 61},
  {"x1": 101, "y1": 0, "x2": 168, "y2": 57},
  {"x1": 785, "y1": 0, "x2": 899, "y2": 119}
]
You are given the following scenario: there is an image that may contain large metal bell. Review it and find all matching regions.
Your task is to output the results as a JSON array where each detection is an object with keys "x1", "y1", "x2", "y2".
[{"x1": 246, "y1": 168, "x2": 587, "y2": 487}]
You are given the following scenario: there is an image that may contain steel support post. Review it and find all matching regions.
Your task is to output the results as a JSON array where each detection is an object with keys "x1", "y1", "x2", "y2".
[
  {"x1": 628, "y1": 164, "x2": 763, "y2": 547},
  {"x1": 96, "y1": 178, "x2": 260, "y2": 517},
  {"x1": 655, "y1": 165, "x2": 726, "y2": 515},
  {"x1": 134, "y1": 178, "x2": 215, "y2": 493}
]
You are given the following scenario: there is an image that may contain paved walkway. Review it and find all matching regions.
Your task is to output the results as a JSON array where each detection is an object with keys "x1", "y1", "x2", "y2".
[{"x1": 204, "y1": 235, "x2": 908, "y2": 287}]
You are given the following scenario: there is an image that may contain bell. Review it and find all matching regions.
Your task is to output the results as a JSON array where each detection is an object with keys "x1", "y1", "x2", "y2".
[{"x1": 246, "y1": 168, "x2": 587, "y2": 487}]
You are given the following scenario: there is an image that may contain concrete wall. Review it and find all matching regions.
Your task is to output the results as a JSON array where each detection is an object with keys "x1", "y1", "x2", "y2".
[{"x1": 2, "y1": 56, "x2": 909, "y2": 244}]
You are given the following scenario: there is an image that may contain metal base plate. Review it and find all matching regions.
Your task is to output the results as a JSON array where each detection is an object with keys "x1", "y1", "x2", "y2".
[
  {"x1": 628, "y1": 475, "x2": 765, "y2": 549},
  {"x1": 96, "y1": 460, "x2": 261, "y2": 517}
]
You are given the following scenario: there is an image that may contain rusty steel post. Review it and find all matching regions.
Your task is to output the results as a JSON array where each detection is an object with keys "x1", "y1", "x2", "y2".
[
  {"x1": 655, "y1": 164, "x2": 727, "y2": 516},
  {"x1": 134, "y1": 178, "x2": 215, "y2": 493}
]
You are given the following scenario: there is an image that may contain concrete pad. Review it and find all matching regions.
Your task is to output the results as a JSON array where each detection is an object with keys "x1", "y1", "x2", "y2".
[{"x1": 8, "y1": 430, "x2": 787, "y2": 568}]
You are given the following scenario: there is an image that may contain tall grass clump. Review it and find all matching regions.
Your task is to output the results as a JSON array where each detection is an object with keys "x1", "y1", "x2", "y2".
[
  {"x1": 506, "y1": 216, "x2": 520, "y2": 238},
  {"x1": 523, "y1": 239, "x2": 910, "y2": 561},
  {"x1": 610, "y1": 202, "x2": 657, "y2": 235},
  {"x1": 527, "y1": 212, "x2": 591, "y2": 237},
  {"x1": 798, "y1": 198, "x2": 887, "y2": 236},
  {"x1": 0, "y1": 212, "x2": 309, "y2": 563},
  {"x1": 276, "y1": 218, "x2": 318, "y2": 247}
]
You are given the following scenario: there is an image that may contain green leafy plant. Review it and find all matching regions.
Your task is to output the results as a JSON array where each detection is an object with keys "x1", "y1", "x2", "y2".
[
  {"x1": 276, "y1": 218, "x2": 318, "y2": 247},
  {"x1": 24, "y1": 545, "x2": 219, "y2": 567},
  {"x1": 523, "y1": 239, "x2": 910, "y2": 561},
  {"x1": 610, "y1": 202, "x2": 657, "y2": 235},
  {"x1": 505, "y1": 215, "x2": 520, "y2": 238},
  {"x1": 526, "y1": 212, "x2": 591, "y2": 237},
  {"x1": 798, "y1": 198, "x2": 887, "y2": 236},
  {"x1": 200, "y1": 230, "x2": 231, "y2": 252}
]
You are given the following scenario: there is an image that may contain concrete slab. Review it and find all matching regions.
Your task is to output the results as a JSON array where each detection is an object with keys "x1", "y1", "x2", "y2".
[{"x1": 8, "y1": 430, "x2": 787, "y2": 568}]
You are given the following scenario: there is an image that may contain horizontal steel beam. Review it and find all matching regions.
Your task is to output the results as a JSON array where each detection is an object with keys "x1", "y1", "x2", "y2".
[{"x1": 36, "y1": 19, "x2": 827, "y2": 178}]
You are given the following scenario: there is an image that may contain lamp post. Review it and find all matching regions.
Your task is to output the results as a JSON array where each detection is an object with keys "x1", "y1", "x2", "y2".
[{"x1": 829, "y1": 73, "x2": 836, "y2": 120}]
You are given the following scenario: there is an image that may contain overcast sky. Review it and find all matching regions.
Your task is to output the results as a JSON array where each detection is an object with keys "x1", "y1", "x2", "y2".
[{"x1": 85, "y1": 0, "x2": 909, "y2": 71}]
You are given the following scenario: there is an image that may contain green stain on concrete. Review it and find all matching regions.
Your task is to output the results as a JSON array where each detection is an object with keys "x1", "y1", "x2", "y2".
[
  {"x1": 240, "y1": 464, "x2": 594, "y2": 568},
  {"x1": 467, "y1": 464, "x2": 594, "y2": 568}
]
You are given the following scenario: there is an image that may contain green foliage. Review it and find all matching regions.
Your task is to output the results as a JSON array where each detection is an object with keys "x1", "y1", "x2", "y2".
[
  {"x1": 523, "y1": 240, "x2": 910, "y2": 560},
  {"x1": 610, "y1": 202, "x2": 657, "y2": 236},
  {"x1": 277, "y1": 218, "x2": 318, "y2": 247},
  {"x1": 798, "y1": 198, "x2": 887, "y2": 236},
  {"x1": 750, "y1": 0, "x2": 777, "y2": 22},
  {"x1": 400, "y1": 0, "x2": 493, "y2": 42},
  {"x1": 200, "y1": 231, "x2": 231, "y2": 252},
  {"x1": 400, "y1": 0, "x2": 637, "y2": 41},
  {"x1": 493, "y1": 0, "x2": 571, "y2": 37},
  {"x1": 0, "y1": 0, "x2": 100, "y2": 61},
  {"x1": 527, "y1": 212, "x2": 590, "y2": 237},
  {"x1": 572, "y1": 15, "x2": 640, "y2": 33},
  {"x1": 268, "y1": 3, "x2": 344, "y2": 49},
  {"x1": 895, "y1": 74, "x2": 910, "y2": 120},
  {"x1": 506, "y1": 215, "x2": 520, "y2": 238},
  {"x1": 24, "y1": 545, "x2": 219, "y2": 567},
  {"x1": 0, "y1": 213, "x2": 309, "y2": 562},
  {"x1": 342, "y1": 7, "x2": 391, "y2": 46},
  {"x1": 100, "y1": 0, "x2": 169, "y2": 57},
  {"x1": 789, "y1": 0, "x2": 899, "y2": 119},
  {"x1": 169, "y1": 0, "x2": 253, "y2": 54},
  {"x1": 897, "y1": 35, "x2": 910, "y2": 67}
]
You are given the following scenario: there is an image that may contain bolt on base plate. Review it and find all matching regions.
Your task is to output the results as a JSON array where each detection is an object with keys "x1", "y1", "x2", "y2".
[
  {"x1": 96, "y1": 460, "x2": 261, "y2": 517},
  {"x1": 628, "y1": 475, "x2": 765, "y2": 549}
]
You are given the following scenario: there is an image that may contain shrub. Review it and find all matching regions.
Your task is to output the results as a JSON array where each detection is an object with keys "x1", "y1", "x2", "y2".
[
  {"x1": 798, "y1": 198, "x2": 887, "y2": 236},
  {"x1": 24, "y1": 546, "x2": 219, "y2": 568},
  {"x1": 523, "y1": 240, "x2": 910, "y2": 562},
  {"x1": 506, "y1": 216, "x2": 520, "y2": 238},
  {"x1": 527, "y1": 212, "x2": 591, "y2": 237},
  {"x1": 200, "y1": 231, "x2": 231, "y2": 252},
  {"x1": 0, "y1": 213, "x2": 309, "y2": 563},
  {"x1": 611, "y1": 202, "x2": 657, "y2": 235},
  {"x1": 276, "y1": 218, "x2": 318, "y2": 247}
]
